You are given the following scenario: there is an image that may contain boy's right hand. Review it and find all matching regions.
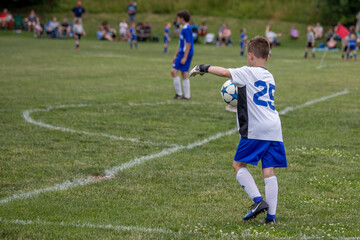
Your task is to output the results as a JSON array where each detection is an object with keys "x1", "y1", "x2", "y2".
[{"x1": 189, "y1": 64, "x2": 211, "y2": 77}]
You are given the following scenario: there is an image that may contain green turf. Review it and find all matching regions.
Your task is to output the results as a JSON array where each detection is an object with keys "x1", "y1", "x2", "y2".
[{"x1": 0, "y1": 30, "x2": 359, "y2": 239}]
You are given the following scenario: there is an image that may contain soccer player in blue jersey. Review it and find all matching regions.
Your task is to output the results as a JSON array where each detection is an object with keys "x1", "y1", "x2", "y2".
[
  {"x1": 171, "y1": 10, "x2": 194, "y2": 100},
  {"x1": 346, "y1": 26, "x2": 357, "y2": 61},
  {"x1": 164, "y1": 22, "x2": 171, "y2": 54},
  {"x1": 128, "y1": 22, "x2": 137, "y2": 49},
  {"x1": 189, "y1": 36, "x2": 287, "y2": 224},
  {"x1": 240, "y1": 28, "x2": 248, "y2": 57}
]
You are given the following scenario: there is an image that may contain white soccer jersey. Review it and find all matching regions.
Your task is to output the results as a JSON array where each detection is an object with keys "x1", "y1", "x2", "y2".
[{"x1": 229, "y1": 66, "x2": 283, "y2": 142}]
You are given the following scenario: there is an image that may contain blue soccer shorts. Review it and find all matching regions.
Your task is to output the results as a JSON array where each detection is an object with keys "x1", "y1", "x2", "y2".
[
  {"x1": 172, "y1": 53, "x2": 193, "y2": 72},
  {"x1": 234, "y1": 138, "x2": 287, "y2": 168}
]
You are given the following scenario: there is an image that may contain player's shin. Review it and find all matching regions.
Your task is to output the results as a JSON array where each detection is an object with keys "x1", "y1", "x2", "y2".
[{"x1": 265, "y1": 176, "x2": 278, "y2": 220}]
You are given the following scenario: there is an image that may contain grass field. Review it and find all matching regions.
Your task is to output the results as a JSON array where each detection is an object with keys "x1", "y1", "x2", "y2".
[{"x1": 0, "y1": 31, "x2": 360, "y2": 239}]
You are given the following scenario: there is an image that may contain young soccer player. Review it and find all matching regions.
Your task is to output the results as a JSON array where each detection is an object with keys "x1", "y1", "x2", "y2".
[
  {"x1": 346, "y1": 26, "x2": 357, "y2": 61},
  {"x1": 73, "y1": 19, "x2": 85, "y2": 50},
  {"x1": 240, "y1": 28, "x2": 248, "y2": 57},
  {"x1": 189, "y1": 36, "x2": 287, "y2": 224},
  {"x1": 304, "y1": 26, "x2": 315, "y2": 58},
  {"x1": 164, "y1": 22, "x2": 171, "y2": 54},
  {"x1": 128, "y1": 22, "x2": 137, "y2": 49},
  {"x1": 171, "y1": 10, "x2": 194, "y2": 100}
]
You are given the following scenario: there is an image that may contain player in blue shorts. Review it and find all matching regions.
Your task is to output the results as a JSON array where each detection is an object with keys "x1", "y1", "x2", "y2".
[
  {"x1": 164, "y1": 22, "x2": 171, "y2": 54},
  {"x1": 189, "y1": 36, "x2": 287, "y2": 224},
  {"x1": 171, "y1": 10, "x2": 194, "y2": 100},
  {"x1": 346, "y1": 26, "x2": 357, "y2": 61},
  {"x1": 128, "y1": 22, "x2": 137, "y2": 49},
  {"x1": 240, "y1": 28, "x2": 247, "y2": 57}
]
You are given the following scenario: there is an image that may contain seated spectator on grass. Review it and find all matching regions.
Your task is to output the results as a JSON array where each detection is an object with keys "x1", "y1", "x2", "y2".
[
  {"x1": 217, "y1": 23, "x2": 232, "y2": 46},
  {"x1": 46, "y1": 17, "x2": 60, "y2": 38},
  {"x1": 97, "y1": 26, "x2": 114, "y2": 41},
  {"x1": 59, "y1": 18, "x2": 72, "y2": 38},
  {"x1": 265, "y1": 25, "x2": 282, "y2": 47},
  {"x1": 119, "y1": 19, "x2": 128, "y2": 41},
  {"x1": 314, "y1": 22, "x2": 323, "y2": 40},
  {"x1": 102, "y1": 21, "x2": 116, "y2": 40},
  {"x1": 0, "y1": 8, "x2": 13, "y2": 30},
  {"x1": 199, "y1": 21, "x2": 207, "y2": 36},
  {"x1": 24, "y1": 9, "x2": 39, "y2": 32},
  {"x1": 290, "y1": 25, "x2": 299, "y2": 39}
]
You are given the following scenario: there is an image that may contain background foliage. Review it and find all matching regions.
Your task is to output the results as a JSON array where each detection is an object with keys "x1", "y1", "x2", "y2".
[{"x1": 1, "y1": 0, "x2": 359, "y2": 25}]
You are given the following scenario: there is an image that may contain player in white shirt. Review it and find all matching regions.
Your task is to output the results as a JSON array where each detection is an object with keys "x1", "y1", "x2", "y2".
[
  {"x1": 73, "y1": 19, "x2": 86, "y2": 49},
  {"x1": 189, "y1": 36, "x2": 287, "y2": 224}
]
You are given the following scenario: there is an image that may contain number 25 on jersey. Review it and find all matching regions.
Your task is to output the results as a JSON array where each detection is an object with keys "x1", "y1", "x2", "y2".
[{"x1": 253, "y1": 80, "x2": 275, "y2": 111}]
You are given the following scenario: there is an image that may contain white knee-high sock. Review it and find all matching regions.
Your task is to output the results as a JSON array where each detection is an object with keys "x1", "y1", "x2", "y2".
[
  {"x1": 173, "y1": 76, "x2": 182, "y2": 96},
  {"x1": 236, "y1": 168, "x2": 262, "y2": 201},
  {"x1": 265, "y1": 176, "x2": 278, "y2": 216},
  {"x1": 182, "y1": 79, "x2": 190, "y2": 99}
]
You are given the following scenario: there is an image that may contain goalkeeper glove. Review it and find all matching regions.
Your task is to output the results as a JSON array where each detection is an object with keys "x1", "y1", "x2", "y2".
[{"x1": 189, "y1": 64, "x2": 211, "y2": 77}]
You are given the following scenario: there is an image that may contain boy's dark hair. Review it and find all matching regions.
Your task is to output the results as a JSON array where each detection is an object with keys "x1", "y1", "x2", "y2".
[
  {"x1": 247, "y1": 36, "x2": 270, "y2": 59},
  {"x1": 177, "y1": 10, "x2": 190, "y2": 22}
]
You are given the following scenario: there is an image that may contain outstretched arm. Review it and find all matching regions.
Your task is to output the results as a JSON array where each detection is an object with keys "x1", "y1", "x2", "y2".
[{"x1": 189, "y1": 64, "x2": 231, "y2": 78}]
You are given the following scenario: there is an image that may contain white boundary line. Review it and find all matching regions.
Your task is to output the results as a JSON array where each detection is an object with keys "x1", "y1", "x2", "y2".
[
  {"x1": 316, "y1": 51, "x2": 327, "y2": 69},
  {"x1": 1, "y1": 217, "x2": 359, "y2": 239},
  {"x1": 0, "y1": 91, "x2": 349, "y2": 205},
  {"x1": 0, "y1": 217, "x2": 173, "y2": 235}
]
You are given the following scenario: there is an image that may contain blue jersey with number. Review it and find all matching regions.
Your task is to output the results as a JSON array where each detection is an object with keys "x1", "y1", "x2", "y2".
[
  {"x1": 229, "y1": 66, "x2": 283, "y2": 142},
  {"x1": 178, "y1": 23, "x2": 194, "y2": 56}
]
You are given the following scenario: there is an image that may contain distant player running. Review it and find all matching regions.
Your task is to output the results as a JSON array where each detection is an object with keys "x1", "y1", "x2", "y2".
[
  {"x1": 171, "y1": 10, "x2": 194, "y2": 100},
  {"x1": 164, "y1": 22, "x2": 171, "y2": 54},
  {"x1": 189, "y1": 36, "x2": 287, "y2": 224}
]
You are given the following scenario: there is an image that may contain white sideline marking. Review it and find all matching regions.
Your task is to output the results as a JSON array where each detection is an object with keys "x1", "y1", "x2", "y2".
[
  {"x1": 22, "y1": 103, "x2": 179, "y2": 148},
  {"x1": 278, "y1": 89, "x2": 349, "y2": 115},
  {"x1": 0, "y1": 90, "x2": 350, "y2": 205},
  {"x1": 316, "y1": 51, "x2": 327, "y2": 69},
  {"x1": 0, "y1": 218, "x2": 173, "y2": 235},
  {"x1": 1, "y1": 218, "x2": 359, "y2": 239}
]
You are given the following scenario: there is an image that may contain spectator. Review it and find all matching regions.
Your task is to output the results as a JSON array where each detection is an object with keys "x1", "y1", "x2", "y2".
[
  {"x1": 265, "y1": 25, "x2": 282, "y2": 47},
  {"x1": 46, "y1": 16, "x2": 60, "y2": 38},
  {"x1": 127, "y1": 0, "x2": 137, "y2": 23},
  {"x1": 24, "y1": 10, "x2": 39, "y2": 32},
  {"x1": 199, "y1": 22, "x2": 207, "y2": 36},
  {"x1": 0, "y1": 8, "x2": 13, "y2": 30},
  {"x1": 314, "y1": 22, "x2": 323, "y2": 40},
  {"x1": 97, "y1": 26, "x2": 114, "y2": 41},
  {"x1": 173, "y1": 18, "x2": 180, "y2": 37},
  {"x1": 119, "y1": 19, "x2": 128, "y2": 41},
  {"x1": 102, "y1": 21, "x2": 116, "y2": 40},
  {"x1": 290, "y1": 25, "x2": 299, "y2": 39},
  {"x1": 218, "y1": 23, "x2": 231, "y2": 46},
  {"x1": 59, "y1": 18, "x2": 71, "y2": 38},
  {"x1": 72, "y1": 1, "x2": 86, "y2": 23}
]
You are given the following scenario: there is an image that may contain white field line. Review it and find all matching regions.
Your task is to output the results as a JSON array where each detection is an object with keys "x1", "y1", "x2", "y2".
[
  {"x1": 1, "y1": 217, "x2": 359, "y2": 240},
  {"x1": 0, "y1": 90, "x2": 349, "y2": 205},
  {"x1": 278, "y1": 89, "x2": 349, "y2": 115},
  {"x1": 0, "y1": 218, "x2": 173, "y2": 235},
  {"x1": 316, "y1": 51, "x2": 327, "y2": 69}
]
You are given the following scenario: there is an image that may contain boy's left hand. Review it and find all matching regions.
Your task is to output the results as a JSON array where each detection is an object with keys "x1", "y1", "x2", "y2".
[{"x1": 189, "y1": 64, "x2": 211, "y2": 77}]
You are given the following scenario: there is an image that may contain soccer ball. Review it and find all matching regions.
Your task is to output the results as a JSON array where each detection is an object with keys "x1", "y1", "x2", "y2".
[{"x1": 220, "y1": 80, "x2": 238, "y2": 106}]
